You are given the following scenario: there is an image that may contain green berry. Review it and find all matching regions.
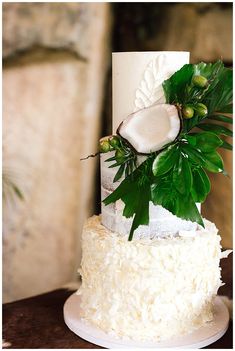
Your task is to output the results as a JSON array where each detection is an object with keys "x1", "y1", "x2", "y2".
[
  {"x1": 182, "y1": 105, "x2": 194, "y2": 119},
  {"x1": 99, "y1": 139, "x2": 110, "y2": 153},
  {"x1": 109, "y1": 135, "x2": 120, "y2": 148},
  {"x1": 195, "y1": 103, "x2": 208, "y2": 117},
  {"x1": 115, "y1": 149, "x2": 125, "y2": 163},
  {"x1": 192, "y1": 75, "x2": 208, "y2": 88}
]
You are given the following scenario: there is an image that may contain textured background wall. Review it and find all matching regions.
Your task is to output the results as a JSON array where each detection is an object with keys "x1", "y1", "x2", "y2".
[
  {"x1": 3, "y1": 3, "x2": 111, "y2": 303},
  {"x1": 3, "y1": 2, "x2": 232, "y2": 303}
]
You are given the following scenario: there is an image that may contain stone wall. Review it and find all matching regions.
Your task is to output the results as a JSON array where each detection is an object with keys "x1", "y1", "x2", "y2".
[
  {"x1": 112, "y1": 3, "x2": 232, "y2": 63},
  {"x1": 3, "y1": 3, "x2": 111, "y2": 302}
]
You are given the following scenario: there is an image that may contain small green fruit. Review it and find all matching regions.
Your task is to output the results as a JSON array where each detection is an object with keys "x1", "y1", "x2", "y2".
[
  {"x1": 192, "y1": 75, "x2": 208, "y2": 88},
  {"x1": 99, "y1": 139, "x2": 110, "y2": 153},
  {"x1": 109, "y1": 135, "x2": 120, "y2": 148},
  {"x1": 182, "y1": 105, "x2": 194, "y2": 119},
  {"x1": 115, "y1": 149, "x2": 125, "y2": 163},
  {"x1": 195, "y1": 103, "x2": 208, "y2": 117}
]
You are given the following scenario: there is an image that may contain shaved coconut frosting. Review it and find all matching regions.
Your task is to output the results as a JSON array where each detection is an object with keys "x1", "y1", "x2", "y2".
[
  {"x1": 78, "y1": 216, "x2": 231, "y2": 342},
  {"x1": 118, "y1": 104, "x2": 181, "y2": 154}
]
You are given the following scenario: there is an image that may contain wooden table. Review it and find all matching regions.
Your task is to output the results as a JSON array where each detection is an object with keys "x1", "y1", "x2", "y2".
[{"x1": 3, "y1": 254, "x2": 232, "y2": 349}]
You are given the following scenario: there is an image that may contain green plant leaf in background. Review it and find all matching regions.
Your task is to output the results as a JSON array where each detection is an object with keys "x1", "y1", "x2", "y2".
[
  {"x1": 217, "y1": 104, "x2": 233, "y2": 114},
  {"x1": 220, "y1": 140, "x2": 233, "y2": 151},
  {"x1": 2, "y1": 171, "x2": 24, "y2": 202},
  {"x1": 207, "y1": 114, "x2": 233, "y2": 124},
  {"x1": 198, "y1": 123, "x2": 233, "y2": 137}
]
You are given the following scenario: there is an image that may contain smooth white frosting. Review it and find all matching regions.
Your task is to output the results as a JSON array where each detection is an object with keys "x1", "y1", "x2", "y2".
[
  {"x1": 112, "y1": 51, "x2": 189, "y2": 132},
  {"x1": 78, "y1": 216, "x2": 230, "y2": 341}
]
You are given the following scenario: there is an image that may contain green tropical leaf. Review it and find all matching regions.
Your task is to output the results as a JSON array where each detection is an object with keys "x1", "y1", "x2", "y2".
[
  {"x1": 186, "y1": 132, "x2": 223, "y2": 153},
  {"x1": 220, "y1": 140, "x2": 233, "y2": 150},
  {"x1": 151, "y1": 179, "x2": 173, "y2": 206},
  {"x1": 185, "y1": 134, "x2": 197, "y2": 146},
  {"x1": 163, "y1": 64, "x2": 194, "y2": 103},
  {"x1": 183, "y1": 115, "x2": 202, "y2": 133},
  {"x1": 113, "y1": 164, "x2": 125, "y2": 182},
  {"x1": 191, "y1": 168, "x2": 210, "y2": 203},
  {"x1": 193, "y1": 60, "x2": 223, "y2": 78},
  {"x1": 105, "y1": 156, "x2": 116, "y2": 162},
  {"x1": 110, "y1": 163, "x2": 123, "y2": 168},
  {"x1": 207, "y1": 114, "x2": 233, "y2": 124},
  {"x1": 103, "y1": 171, "x2": 137, "y2": 206},
  {"x1": 128, "y1": 185, "x2": 150, "y2": 241},
  {"x1": 203, "y1": 68, "x2": 233, "y2": 114},
  {"x1": 202, "y1": 151, "x2": 224, "y2": 173},
  {"x1": 198, "y1": 123, "x2": 233, "y2": 137},
  {"x1": 198, "y1": 167, "x2": 211, "y2": 193},
  {"x1": 217, "y1": 104, "x2": 233, "y2": 114},
  {"x1": 173, "y1": 154, "x2": 192, "y2": 194},
  {"x1": 152, "y1": 145, "x2": 178, "y2": 176},
  {"x1": 103, "y1": 159, "x2": 152, "y2": 240},
  {"x1": 175, "y1": 193, "x2": 204, "y2": 227},
  {"x1": 181, "y1": 144, "x2": 205, "y2": 166},
  {"x1": 151, "y1": 175, "x2": 204, "y2": 227},
  {"x1": 11, "y1": 184, "x2": 24, "y2": 200},
  {"x1": 122, "y1": 181, "x2": 145, "y2": 218},
  {"x1": 193, "y1": 61, "x2": 224, "y2": 93}
]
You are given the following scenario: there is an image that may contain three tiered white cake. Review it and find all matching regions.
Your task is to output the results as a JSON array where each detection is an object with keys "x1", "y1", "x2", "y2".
[{"x1": 77, "y1": 52, "x2": 231, "y2": 341}]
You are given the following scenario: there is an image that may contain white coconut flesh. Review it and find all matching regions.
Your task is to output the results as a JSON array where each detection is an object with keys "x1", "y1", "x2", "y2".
[{"x1": 118, "y1": 104, "x2": 181, "y2": 154}]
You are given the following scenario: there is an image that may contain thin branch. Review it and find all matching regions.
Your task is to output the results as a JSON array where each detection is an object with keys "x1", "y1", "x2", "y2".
[{"x1": 80, "y1": 152, "x2": 100, "y2": 161}]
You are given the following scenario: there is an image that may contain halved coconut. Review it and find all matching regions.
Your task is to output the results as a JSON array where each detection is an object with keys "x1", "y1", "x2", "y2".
[{"x1": 117, "y1": 104, "x2": 181, "y2": 154}]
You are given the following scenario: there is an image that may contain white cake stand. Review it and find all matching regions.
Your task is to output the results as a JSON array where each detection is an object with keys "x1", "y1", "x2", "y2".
[{"x1": 63, "y1": 293, "x2": 229, "y2": 349}]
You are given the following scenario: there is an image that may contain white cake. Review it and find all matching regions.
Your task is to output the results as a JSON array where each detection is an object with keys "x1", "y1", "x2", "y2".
[{"x1": 78, "y1": 52, "x2": 231, "y2": 342}]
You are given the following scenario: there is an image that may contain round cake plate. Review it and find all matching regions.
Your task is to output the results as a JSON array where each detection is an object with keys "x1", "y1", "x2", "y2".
[{"x1": 64, "y1": 293, "x2": 229, "y2": 349}]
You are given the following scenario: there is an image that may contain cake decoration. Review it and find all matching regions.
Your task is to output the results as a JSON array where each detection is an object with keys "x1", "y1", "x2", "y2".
[
  {"x1": 117, "y1": 103, "x2": 181, "y2": 154},
  {"x1": 100, "y1": 60, "x2": 232, "y2": 240},
  {"x1": 134, "y1": 53, "x2": 175, "y2": 110}
]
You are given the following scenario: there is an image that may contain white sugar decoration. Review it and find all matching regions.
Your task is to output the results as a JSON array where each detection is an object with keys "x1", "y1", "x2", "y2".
[{"x1": 134, "y1": 54, "x2": 173, "y2": 111}]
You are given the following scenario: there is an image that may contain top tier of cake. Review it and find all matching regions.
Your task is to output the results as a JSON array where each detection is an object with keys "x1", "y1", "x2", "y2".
[
  {"x1": 112, "y1": 51, "x2": 190, "y2": 132},
  {"x1": 101, "y1": 51, "x2": 203, "y2": 239}
]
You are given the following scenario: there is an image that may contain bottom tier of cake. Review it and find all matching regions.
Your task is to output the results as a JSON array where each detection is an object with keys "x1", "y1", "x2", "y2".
[{"x1": 77, "y1": 216, "x2": 230, "y2": 342}]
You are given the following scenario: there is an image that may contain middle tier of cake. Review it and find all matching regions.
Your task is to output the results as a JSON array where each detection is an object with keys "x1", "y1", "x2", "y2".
[{"x1": 101, "y1": 151, "x2": 200, "y2": 239}]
